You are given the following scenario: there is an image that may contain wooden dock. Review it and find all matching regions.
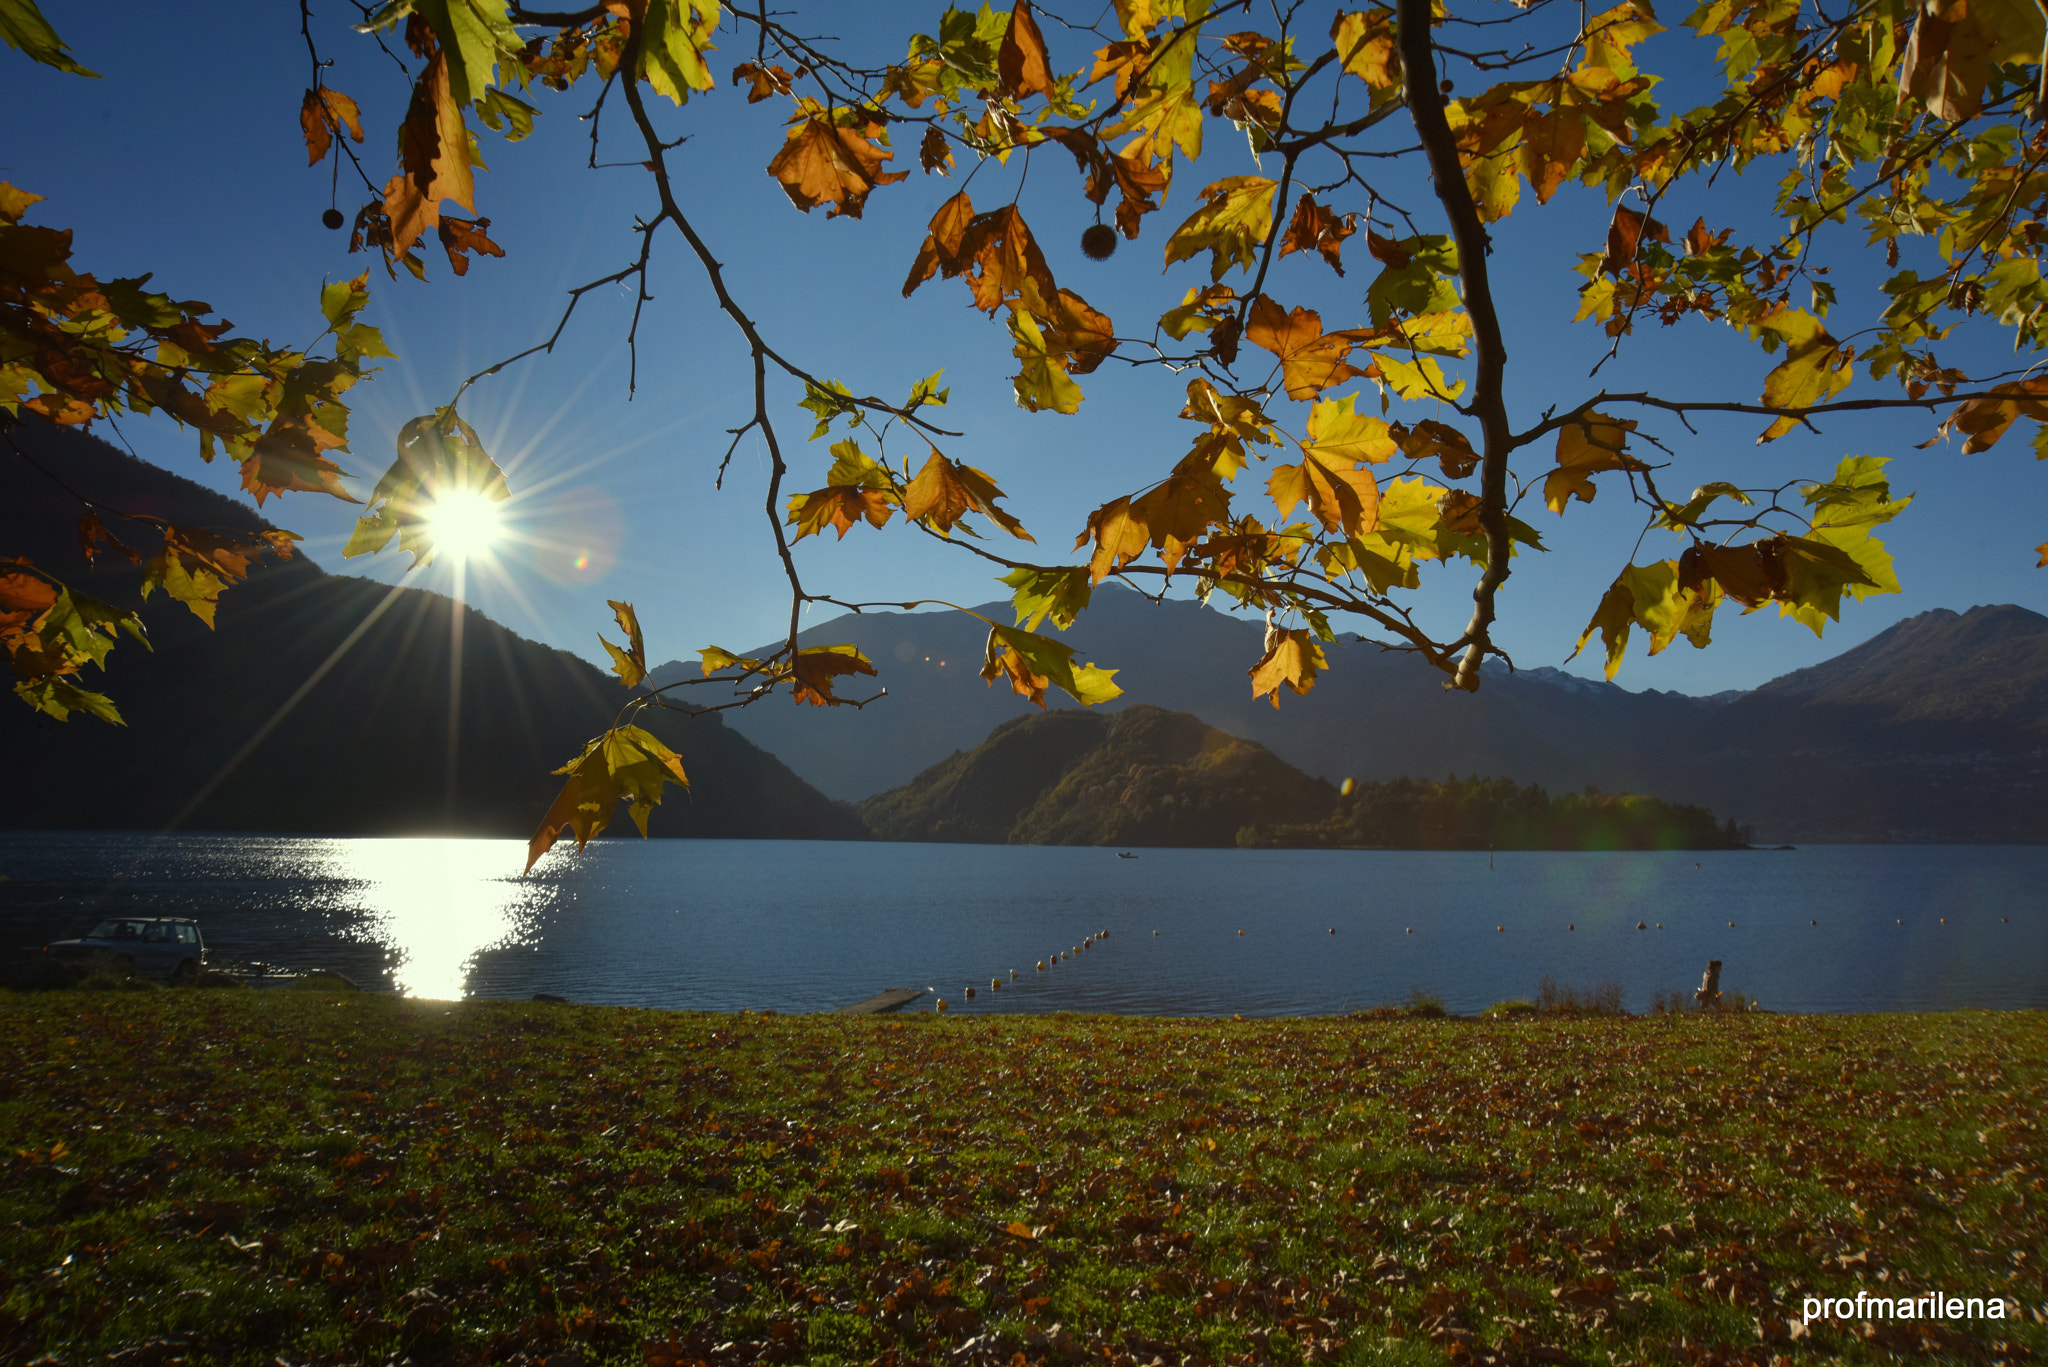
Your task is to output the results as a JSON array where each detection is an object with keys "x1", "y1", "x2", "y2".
[{"x1": 835, "y1": 987, "x2": 925, "y2": 1015}]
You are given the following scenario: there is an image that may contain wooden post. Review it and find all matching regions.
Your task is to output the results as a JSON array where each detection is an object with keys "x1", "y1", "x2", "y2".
[{"x1": 1694, "y1": 959, "x2": 1723, "y2": 1012}]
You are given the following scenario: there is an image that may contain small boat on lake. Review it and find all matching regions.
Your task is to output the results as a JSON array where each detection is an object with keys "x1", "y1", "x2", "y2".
[{"x1": 1116, "y1": 851, "x2": 1138, "y2": 859}]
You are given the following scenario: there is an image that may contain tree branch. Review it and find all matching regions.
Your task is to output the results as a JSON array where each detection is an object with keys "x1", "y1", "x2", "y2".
[{"x1": 1398, "y1": 0, "x2": 1511, "y2": 692}]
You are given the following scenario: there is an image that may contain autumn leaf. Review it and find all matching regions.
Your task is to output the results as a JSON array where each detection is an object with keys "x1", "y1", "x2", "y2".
[
  {"x1": 1901, "y1": 0, "x2": 2044, "y2": 121},
  {"x1": 526, "y1": 723, "x2": 689, "y2": 873},
  {"x1": 436, "y1": 214, "x2": 504, "y2": 277},
  {"x1": 1544, "y1": 411, "x2": 1642, "y2": 513},
  {"x1": 1001, "y1": 565, "x2": 1093, "y2": 630},
  {"x1": 791, "y1": 643, "x2": 878, "y2": 706},
  {"x1": 381, "y1": 29, "x2": 476, "y2": 260},
  {"x1": 1249, "y1": 626, "x2": 1327, "y2": 706},
  {"x1": 730, "y1": 61, "x2": 794, "y2": 103},
  {"x1": 1163, "y1": 177, "x2": 1276, "y2": 282},
  {"x1": 344, "y1": 407, "x2": 509, "y2": 567},
  {"x1": 786, "y1": 485, "x2": 896, "y2": 541},
  {"x1": 980, "y1": 623, "x2": 1120, "y2": 707},
  {"x1": 1246, "y1": 295, "x2": 1364, "y2": 400},
  {"x1": 1130, "y1": 468, "x2": 1231, "y2": 570},
  {"x1": 300, "y1": 87, "x2": 364, "y2": 166},
  {"x1": 1752, "y1": 306, "x2": 1853, "y2": 442},
  {"x1": 1330, "y1": 8, "x2": 1400, "y2": 92},
  {"x1": 767, "y1": 112, "x2": 908, "y2": 219},
  {"x1": 1923, "y1": 378, "x2": 2048, "y2": 454},
  {"x1": 1278, "y1": 194, "x2": 1357, "y2": 275},
  {"x1": 141, "y1": 526, "x2": 293, "y2": 628},
  {"x1": 903, "y1": 450, "x2": 1032, "y2": 540},
  {"x1": 997, "y1": 1, "x2": 1054, "y2": 100},
  {"x1": 1394, "y1": 419, "x2": 1479, "y2": 479},
  {"x1": 1075, "y1": 496, "x2": 1150, "y2": 584},
  {"x1": 599, "y1": 599, "x2": 647, "y2": 689}
]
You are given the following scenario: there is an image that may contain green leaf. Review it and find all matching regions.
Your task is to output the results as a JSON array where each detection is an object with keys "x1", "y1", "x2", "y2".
[
  {"x1": 981, "y1": 623, "x2": 1121, "y2": 706},
  {"x1": 0, "y1": 0, "x2": 99, "y2": 76},
  {"x1": 13, "y1": 677, "x2": 122, "y2": 724},
  {"x1": 1001, "y1": 566, "x2": 1093, "y2": 631},
  {"x1": 800, "y1": 379, "x2": 859, "y2": 440},
  {"x1": 474, "y1": 86, "x2": 539, "y2": 140},
  {"x1": 1009, "y1": 309, "x2": 1085, "y2": 414},
  {"x1": 640, "y1": 0, "x2": 722, "y2": 105}
]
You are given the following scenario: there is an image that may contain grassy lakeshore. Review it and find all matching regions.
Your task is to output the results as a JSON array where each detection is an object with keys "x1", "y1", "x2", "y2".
[{"x1": 1, "y1": 992, "x2": 2042, "y2": 1366}]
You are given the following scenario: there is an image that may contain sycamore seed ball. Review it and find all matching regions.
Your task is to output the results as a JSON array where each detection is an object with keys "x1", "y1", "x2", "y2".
[
  {"x1": 1081, "y1": 224, "x2": 1117, "y2": 259},
  {"x1": 322, "y1": 207, "x2": 344, "y2": 231}
]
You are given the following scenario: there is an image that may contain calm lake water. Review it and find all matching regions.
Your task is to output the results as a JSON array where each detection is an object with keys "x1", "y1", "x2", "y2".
[{"x1": 1, "y1": 833, "x2": 2042, "y2": 1015}]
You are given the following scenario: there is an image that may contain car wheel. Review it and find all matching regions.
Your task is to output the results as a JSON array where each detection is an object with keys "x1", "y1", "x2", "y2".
[{"x1": 171, "y1": 958, "x2": 198, "y2": 986}]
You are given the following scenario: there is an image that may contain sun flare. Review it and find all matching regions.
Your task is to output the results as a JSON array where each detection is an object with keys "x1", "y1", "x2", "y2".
[{"x1": 424, "y1": 487, "x2": 506, "y2": 561}]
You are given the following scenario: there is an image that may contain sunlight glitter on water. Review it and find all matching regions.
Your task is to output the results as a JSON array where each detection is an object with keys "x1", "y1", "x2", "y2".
[{"x1": 327, "y1": 838, "x2": 539, "y2": 999}]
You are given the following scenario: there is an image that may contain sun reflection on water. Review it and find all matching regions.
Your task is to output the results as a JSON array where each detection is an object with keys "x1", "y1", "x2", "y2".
[{"x1": 334, "y1": 838, "x2": 538, "y2": 999}]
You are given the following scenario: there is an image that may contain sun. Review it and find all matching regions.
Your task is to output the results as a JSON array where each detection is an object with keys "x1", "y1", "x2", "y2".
[{"x1": 423, "y1": 487, "x2": 506, "y2": 561}]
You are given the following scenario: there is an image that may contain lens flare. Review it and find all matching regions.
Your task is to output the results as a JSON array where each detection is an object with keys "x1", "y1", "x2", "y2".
[{"x1": 424, "y1": 488, "x2": 505, "y2": 561}]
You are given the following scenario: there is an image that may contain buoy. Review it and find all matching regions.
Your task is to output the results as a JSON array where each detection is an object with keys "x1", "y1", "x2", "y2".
[
  {"x1": 1037, "y1": 961, "x2": 1046, "y2": 971},
  {"x1": 936, "y1": 999, "x2": 948, "y2": 1012},
  {"x1": 1810, "y1": 919, "x2": 1817, "y2": 926},
  {"x1": 1238, "y1": 929, "x2": 1245, "y2": 936},
  {"x1": 1940, "y1": 917, "x2": 1947, "y2": 924},
  {"x1": 965, "y1": 986, "x2": 975, "y2": 999},
  {"x1": 991, "y1": 978, "x2": 1001, "y2": 991},
  {"x1": 1405, "y1": 927, "x2": 1413, "y2": 934},
  {"x1": 1657, "y1": 922, "x2": 1663, "y2": 929},
  {"x1": 1010, "y1": 969, "x2": 1019, "y2": 979},
  {"x1": 1100, "y1": 930, "x2": 1109, "y2": 938},
  {"x1": 1728, "y1": 921, "x2": 1735, "y2": 927},
  {"x1": 1153, "y1": 930, "x2": 1159, "y2": 936},
  {"x1": 1329, "y1": 928, "x2": 1336, "y2": 934},
  {"x1": 1636, "y1": 920, "x2": 1646, "y2": 930},
  {"x1": 1497, "y1": 926, "x2": 1504, "y2": 933},
  {"x1": 1568, "y1": 924, "x2": 1575, "y2": 931},
  {"x1": 2003, "y1": 917, "x2": 2010, "y2": 923}
]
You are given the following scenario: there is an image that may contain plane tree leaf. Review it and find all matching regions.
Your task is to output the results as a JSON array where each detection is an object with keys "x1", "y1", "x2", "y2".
[
  {"x1": 525, "y1": 723, "x2": 689, "y2": 873},
  {"x1": 903, "y1": 450, "x2": 1032, "y2": 540},
  {"x1": 1249, "y1": 626, "x2": 1327, "y2": 707},
  {"x1": 1163, "y1": 176, "x2": 1276, "y2": 282},
  {"x1": 600, "y1": 599, "x2": 648, "y2": 689},
  {"x1": 981, "y1": 623, "x2": 1121, "y2": 707},
  {"x1": 1001, "y1": 566, "x2": 1093, "y2": 630}
]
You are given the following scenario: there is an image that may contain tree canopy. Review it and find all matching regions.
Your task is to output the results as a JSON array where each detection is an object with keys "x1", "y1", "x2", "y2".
[{"x1": 3, "y1": 0, "x2": 2044, "y2": 867}]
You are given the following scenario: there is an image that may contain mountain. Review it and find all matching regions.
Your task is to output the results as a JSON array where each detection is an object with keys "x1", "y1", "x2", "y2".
[
  {"x1": 1635, "y1": 605, "x2": 2048, "y2": 843},
  {"x1": 861, "y1": 705, "x2": 1335, "y2": 846},
  {"x1": 0, "y1": 421, "x2": 866, "y2": 841},
  {"x1": 647, "y1": 587, "x2": 1724, "y2": 802},
  {"x1": 652, "y1": 590, "x2": 2048, "y2": 844}
]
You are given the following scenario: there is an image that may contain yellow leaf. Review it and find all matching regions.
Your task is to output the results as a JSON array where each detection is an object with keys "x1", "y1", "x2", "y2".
[
  {"x1": 1009, "y1": 308, "x2": 1086, "y2": 414},
  {"x1": 1163, "y1": 176, "x2": 1276, "y2": 282},
  {"x1": 1330, "y1": 8, "x2": 1401, "y2": 90},
  {"x1": 599, "y1": 599, "x2": 647, "y2": 689},
  {"x1": 1544, "y1": 411, "x2": 1641, "y2": 513},
  {"x1": 1249, "y1": 626, "x2": 1327, "y2": 706},
  {"x1": 1302, "y1": 393, "x2": 1397, "y2": 465}
]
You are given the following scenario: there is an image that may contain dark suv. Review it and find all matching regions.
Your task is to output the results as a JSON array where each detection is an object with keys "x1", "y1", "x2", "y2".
[{"x1": 44, "y1": 917, "x2": 208, "y2": 983}]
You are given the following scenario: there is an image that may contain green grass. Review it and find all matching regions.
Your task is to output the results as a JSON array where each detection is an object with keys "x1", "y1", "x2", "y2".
[{"x1": 1, "y1": 991, "x2": 2043, "y2": 1365}]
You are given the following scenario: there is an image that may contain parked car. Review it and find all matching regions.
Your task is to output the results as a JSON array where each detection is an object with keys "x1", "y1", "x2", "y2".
[{"x1": 44, "y1": 917, "x2": 208, "y2": 983}]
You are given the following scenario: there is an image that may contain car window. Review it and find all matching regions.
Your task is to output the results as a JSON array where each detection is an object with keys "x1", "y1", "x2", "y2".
[
  {"x1": 87, "y1": 921, "x2": 120, "y2": 939},
  {"x1": 143, "y1": 924, "x2": 171, "y2": 943},
  {"x1": 176, "y1": 925, "x2": 197, "y2": 945}
]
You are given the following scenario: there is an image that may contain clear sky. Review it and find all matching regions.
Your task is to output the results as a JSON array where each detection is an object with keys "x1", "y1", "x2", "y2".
[{"x1": 5, "y1": 2, "x2": 2042, "y2": 698}]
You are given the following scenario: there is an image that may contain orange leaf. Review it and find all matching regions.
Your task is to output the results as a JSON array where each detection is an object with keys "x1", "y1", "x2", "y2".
[
  {"x1": 1249, "y1": 627, "x2": 1327, "y2": 707},
  {"x1": 1245, "y1": 295, "x2": 1363, "y2": 399},
  {"x1": 767, "y1": 114, "x2": 908, "y2": 219},
  {"x1": 300, "y1": 86, "x2": 364, "y2": 167},
  {"x1": 382, "y1": 39, "x2": 475, "y2": 259},
  {"x1": 1075, "y1": 496, "x2": 1150, "y2": 584},
  {"x1": 902, "y1": 451, "x2": 1033, "y2": 541},
  {"x1": 787, "y1": 485, "x2": 895, "y2": 541}
]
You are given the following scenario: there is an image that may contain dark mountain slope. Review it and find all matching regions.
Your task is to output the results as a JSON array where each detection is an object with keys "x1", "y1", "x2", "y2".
[{"x1": 0, "y1": 421, "x2": 865, "y2": 840}]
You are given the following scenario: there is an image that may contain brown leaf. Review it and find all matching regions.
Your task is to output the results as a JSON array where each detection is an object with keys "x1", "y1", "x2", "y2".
[
  {"x1": 436, "y1": 214, "x2": 504, "y2": 277},
  {"x1": 918, "y1": 126, "x2": 954, "y2": 175},
  {"x1": 1278, "y1": 194, "x2": 1356, "y2": 275},
  {"x1": 998, "y1": 2, "x2": 1055, "y2": 100},
  {"x1": 300, "y1": 88, "x2": 365, "y2": 167},
  {"x1": 1395, "y1": 419, "x2": 1479, "y2": 479},
  {"x1": 76, "y1": 512, "x2": 138, "y2": 565},
  {"x1": 382, "y1": 37, "x2": 475, "y2": 260},
  {"x1": 1600, "y1": 204, "x2": 1668, "y2": 278},
  {"x1": 730, "y1": 61, "x2": 795, "y2": 103},
  {"x1": 791, "y1": 645, "x2": 878, "y2": 706},
  {"x1": 767, "y1": 114, "x2": 908, "y2": 219}
]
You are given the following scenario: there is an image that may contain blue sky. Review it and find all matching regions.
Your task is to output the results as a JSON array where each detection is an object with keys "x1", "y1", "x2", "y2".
[{"x1": 5, "y1": 2, "x2": 2042, "y2": 697}]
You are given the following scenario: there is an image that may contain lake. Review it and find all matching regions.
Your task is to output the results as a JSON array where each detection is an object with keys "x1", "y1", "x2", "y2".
[{"x1": 0, "y1": 833, "x2": 2042, "y2": 1015}]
